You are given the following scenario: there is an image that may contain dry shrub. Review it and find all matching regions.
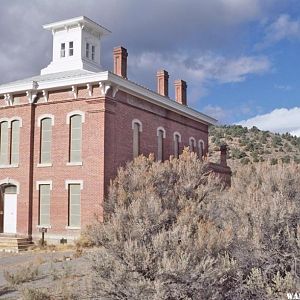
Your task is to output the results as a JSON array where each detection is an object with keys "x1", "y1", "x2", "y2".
[
  {"x1": 21, "y1": 287, "x2": 51, "y2": 300},
  {"x1": 88, "y1": 151, "x2": 300, "y2": 299},
  {"x1": 3, "y1": 263, "x2": 39, "y2": 287}
]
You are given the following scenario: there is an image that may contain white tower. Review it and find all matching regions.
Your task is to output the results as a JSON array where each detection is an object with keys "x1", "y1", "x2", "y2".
[{"x1": 41, "y1": 16, "x2": 111, "y2": 75}]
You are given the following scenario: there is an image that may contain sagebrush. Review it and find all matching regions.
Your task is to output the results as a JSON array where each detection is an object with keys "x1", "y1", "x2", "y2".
[{"x1": 87, "y1": 150, "x2": 300, "y2": 299}]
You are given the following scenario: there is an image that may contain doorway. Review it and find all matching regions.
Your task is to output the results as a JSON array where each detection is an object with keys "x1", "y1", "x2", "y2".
[{"x1": 0, "y1": 185, "x2": 17, "y2": 234}]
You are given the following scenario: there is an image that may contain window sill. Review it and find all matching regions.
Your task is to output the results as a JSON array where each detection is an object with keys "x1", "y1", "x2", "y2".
[
  {"x1": 36, "y1": 225, "x2": 52, "y2": 229},
  {"x1": 37, "y1": 163, "x2": 52, "y2": 168},
  {"x1": 66, "y1": 162, "x2": 83, "y2": 166},
  {"x1": 65, "y1": 226, "x2": 81, "y2": 230},
  {"x1": 0, "y1": 164, "x2": 19, "y2": 169}
]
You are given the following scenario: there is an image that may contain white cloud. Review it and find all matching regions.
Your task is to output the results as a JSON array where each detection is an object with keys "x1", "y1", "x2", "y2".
[
  {"x1": 129, "y1": 52, "x2": 271, "y2": 102},
  {"x1": 258, "y1": 14, "x2": 300, "y2": 48},
  {"x1": 238, "y1": 107, "x2": 300, "y2": 136}
]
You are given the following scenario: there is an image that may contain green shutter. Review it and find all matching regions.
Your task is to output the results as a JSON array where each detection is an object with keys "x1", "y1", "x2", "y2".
[
  {"x1": 11, "y1": 120, "x2": 20, "y2": 164},
  {"x1": 69, "y1": 184, "x2": 81, "y2": 227},
  {"x1": 39, "y1": 184, "x2": 51, "y2": 225},
  {"x1": 0, "y1": 122, "x2": 9, "y2": 165},
  {"x1": 40, "y1": 118, "x2": 52, "y2": 164},
  {"x1": 70, "y1": 115, "x2": 82, "y2": 163}
]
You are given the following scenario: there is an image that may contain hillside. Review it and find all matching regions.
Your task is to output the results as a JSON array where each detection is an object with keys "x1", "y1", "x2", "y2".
[{"x1": 208, "y1": 125, "x2": 300, "y2": 168}]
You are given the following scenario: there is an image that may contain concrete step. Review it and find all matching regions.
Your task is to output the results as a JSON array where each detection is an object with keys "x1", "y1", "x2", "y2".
[{"x1": 0, "y1": 236, "x2": 34, "y2": 252}]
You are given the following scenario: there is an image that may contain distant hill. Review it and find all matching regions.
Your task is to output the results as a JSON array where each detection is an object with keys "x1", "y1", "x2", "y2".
[{"x1": 208, "y1": 125, "x2": 300, "y2": 168}]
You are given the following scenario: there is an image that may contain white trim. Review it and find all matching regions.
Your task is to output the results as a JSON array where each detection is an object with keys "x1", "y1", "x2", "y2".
[
  {"x1": 173, "y1": 132, "x2": 182, "y2": 142},
  {"x1": 0, "y1": 72, "x2": 216, "y2": 125},
  {"x1": 37, "y1": 163, "x2": 53, "y2": 168},
  {"x1": 10, "y1": 117, "x2": 23, "y2": 128},
  {"x1": 65, "y1": 226, "x2": 81, "y2": 230},
  {"x1": 132, "y1": 119, "x2": 143, "y2": 132},
  {"x1": 65, "y1": 180, "x2": 83, "y2": 190},
  {"x1": 37, "y1": 114, "x2": 55, "y2": 127},
  {"x1": 189, "y1": 137, "x2": 196, "y2": 147},
  {"x1": 0, "y1": 118, "x2": 10, "y2": 124},
  {"x1": 198, "y1": 139, "x2": 205, "y2": 148},
  {"x1": 36, "y1": 180, "x2": 53, "y2": 190},
  {"x1": 0, "y1": 118, "x2": 23, "y2": 128},
  {"x1": 66, "y1": 161, "x2": 83, "y2": 166},
  {"x1": 157, "y1": 126, "x2": 166, "y2": 138},
  {"x1": 0, "y1": 164, "x2": 19, "y2": 169},
  {"x1": 0, "y1": 178, "x2": 20, "y2": 194},
  {"x1": 66, "y1": 111, "x2": 85, "y2": 124}
]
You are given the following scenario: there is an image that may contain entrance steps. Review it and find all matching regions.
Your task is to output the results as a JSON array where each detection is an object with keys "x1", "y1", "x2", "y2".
[{"x1": 0, "y1": 235, "x2": 34, "y2": 253}]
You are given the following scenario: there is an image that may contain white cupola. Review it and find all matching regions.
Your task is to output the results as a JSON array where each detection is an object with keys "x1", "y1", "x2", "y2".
[{"x1": 41, "y1": 16, "x2": 111, "y2": 75}]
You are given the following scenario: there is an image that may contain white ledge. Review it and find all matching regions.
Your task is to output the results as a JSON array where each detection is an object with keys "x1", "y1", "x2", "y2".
[
  {"x1": 37, "y1": 163, "x2": 53, "y2": 168},
  {"x1": 65, "y1": 226, "x2": 81, "y2": 230},
  {"x1": 0, "y1": 164, "x2": 19, "y2": 169},
  {"x1": 66, "y1": 161, "x2": 83, "y2": 166}
]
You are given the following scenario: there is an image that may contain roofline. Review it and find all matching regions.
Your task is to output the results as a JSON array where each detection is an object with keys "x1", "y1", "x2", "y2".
[
  {"x1": 0, "y1": 71, "x2": 217, "y2": 126},
  {"x1": 43, "y1": 16, "x2": 111, "y2": 35}
]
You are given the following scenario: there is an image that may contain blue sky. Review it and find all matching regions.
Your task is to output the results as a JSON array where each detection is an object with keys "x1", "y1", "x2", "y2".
[{"x1": 1, "y1": 0, "x2": 300, "y2": 134}]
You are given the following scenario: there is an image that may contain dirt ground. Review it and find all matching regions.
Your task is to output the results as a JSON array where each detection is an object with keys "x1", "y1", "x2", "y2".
[{"x1": 0, "y1": 248, "x2": 94, "y2": 299}]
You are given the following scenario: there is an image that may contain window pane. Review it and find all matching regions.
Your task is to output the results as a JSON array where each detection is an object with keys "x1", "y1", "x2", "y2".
[
  {"x1": 86, "y1": 43, "x2": 89, "y2": 58},
  {"x1": 0, "y1": 122, "x2": 9, "y2": 165},
  {"x1": 69, "y1": 184, "x2": 81, "y2": 227},
  {"x1": 11, "y1": 120, "x2": 20, "y2": 164},
  {"x1": 39, "y1": 184, "x2": 50, "y2": 226},
  {"x1": 40, "y1": 118, "x2": 52, "y2": 164},
  {"x1": 133, "y1": 123, "x2": 140, "y2": 159},
  {"x1": 157, "y1": 130, "x2": 164, "y2": 161},
  {"x1": 61, "y1": 43, "x2": 65, "y2": 58},
  {"x1": 91, "y1": 45, "x2": 95, "y2": 60},
  {"x1": 174, "y1": 135, "x2": 180, "y2": 158},
  {"x1": 69, "y1": 41, "x2": 74, "y2": 56},
  {"x1": 70, "y1": 115, "x2": 82, "y2": 163}
]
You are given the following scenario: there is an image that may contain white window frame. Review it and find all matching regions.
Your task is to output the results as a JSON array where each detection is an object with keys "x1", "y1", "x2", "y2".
[
  {"x1": 66, "y1": 111, "x2": 85, "y2": 124},
  {"x1": 156, "y1": 126, "x2": 166, "y2": 138},
  {"x1": 65, "y1": 180, "x2": 83, "y2": 229},
  {"x1": 131, "y1": 119, "x2": 143, "y2": 132},
  {"x1": 37, "y1": 114, "x2": 54, "y2": 127}
]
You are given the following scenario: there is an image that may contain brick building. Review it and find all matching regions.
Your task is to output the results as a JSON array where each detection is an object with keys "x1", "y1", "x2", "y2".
[{"x1": 0, "y1": 16, "x2": 230, "y2": 243}]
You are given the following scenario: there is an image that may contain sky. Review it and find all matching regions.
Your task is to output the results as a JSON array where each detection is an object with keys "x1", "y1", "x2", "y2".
[{"x1": 1, "y1": 0, "x2": 300, "y2": 135}]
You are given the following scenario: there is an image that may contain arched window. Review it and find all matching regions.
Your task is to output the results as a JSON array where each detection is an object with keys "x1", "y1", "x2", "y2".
[
  {"x1": 198, "y1": 140, "x2": 205, "y2": 158},
  {"x1": 10, "y1": 120, "x2": 20, "y2": 165},
  {"x1": 157, "y1": 127, "x2": 166, "y2": 161},
  {"x1": 0, "y1": 121, "x2": 9, "y2": 165},
  {"x1": 189, "y1": 137, "x2": 196, "y2": 152},
  {"x1": 40, "y1": 118, "x2": 52, "y2": 164},
  {"x1": 132, "y1": 119, "x2": 142, "y2": 159},
  {"x1": 173, "y1": 132, "x2": 181, "y2": 158},
  {"x1": 69, "y1": 115, "x2": 82, "y2": 163}
]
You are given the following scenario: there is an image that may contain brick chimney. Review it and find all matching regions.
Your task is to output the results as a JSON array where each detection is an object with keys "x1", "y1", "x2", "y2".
[
  {"x1": 156, "y1": 70, "x2": 169, "y2": 97},
  {"x1": 113, "y1": 46, "x2": 128, "y2": 78},
  {"x1": 174, "y1": 80, "x2": 187, "y2": 105}
]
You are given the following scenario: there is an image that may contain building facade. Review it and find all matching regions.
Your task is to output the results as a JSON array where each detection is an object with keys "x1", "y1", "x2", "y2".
[{"x1": 0, "y1": 17, "x2": 228, "y2": 242}]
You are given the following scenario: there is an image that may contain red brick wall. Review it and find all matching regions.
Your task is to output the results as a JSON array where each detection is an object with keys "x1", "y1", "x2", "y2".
[
  {"x1": 0, "y1": 86, "x2": 209, "y2": 241},
  {"x1": 104, "y1": 90, "x2": 209, "y2": 186}
]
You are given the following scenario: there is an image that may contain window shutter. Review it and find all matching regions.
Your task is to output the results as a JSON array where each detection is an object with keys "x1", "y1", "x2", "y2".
[
  {"x1": 69, "y1": 184, "x2": 81, "y2": 227},
  {"x1": 70, "y1": 115, "x2": 82, "y2": 163},
  {"x1": 40, "y1": 118, "x2": 52, "y2": 164},
  {"x1": 39, "y1": 184, "x2": 51, "y2": 226},
  {"x1": 11, "y1": 120, "x2": 20, "y2": 164},
  {"x1": 0, "y1": 122, "x2": 9, "y2": 165}
]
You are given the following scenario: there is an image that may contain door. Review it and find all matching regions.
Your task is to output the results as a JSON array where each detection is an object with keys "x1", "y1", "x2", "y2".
[{"x1": 4, "y1": 194, "x2": 17, "y2": 234}]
